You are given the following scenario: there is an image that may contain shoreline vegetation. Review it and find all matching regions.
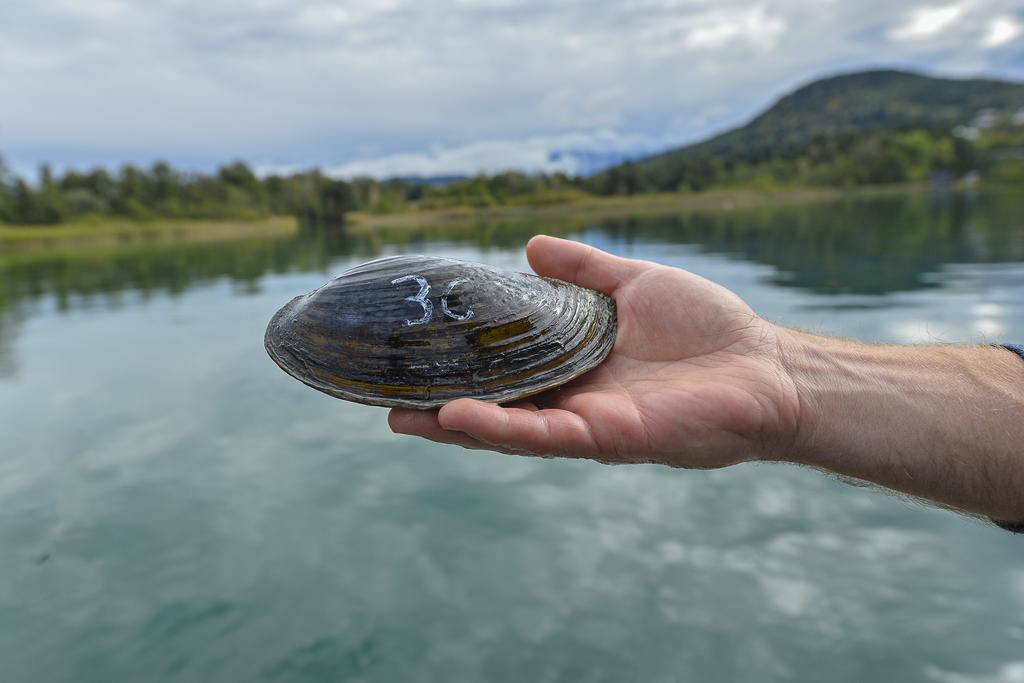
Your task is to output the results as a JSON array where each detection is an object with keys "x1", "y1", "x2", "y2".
[
  {"x1": 0, "y1": 215, "x2": 298, "y2": 251},
  {"x1": 0, "y1": 183, "x2": 951, "y2": 253},
  {"x1": 343, "y1": 183, "x2": 938, "y2": 233},
  {"x1": 2, "y1": 120, "x2": 1020, "y2": 253}
]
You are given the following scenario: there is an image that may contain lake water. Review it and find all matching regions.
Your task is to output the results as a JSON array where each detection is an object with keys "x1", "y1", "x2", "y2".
[{"x1": 2, "y1": 190, "x2": 1024, "y2": 682}]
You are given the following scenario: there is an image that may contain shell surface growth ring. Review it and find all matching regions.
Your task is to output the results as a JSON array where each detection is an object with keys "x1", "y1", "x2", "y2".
[{"x1": 264, "y1": 255, "x2": 618, "y2": 408}]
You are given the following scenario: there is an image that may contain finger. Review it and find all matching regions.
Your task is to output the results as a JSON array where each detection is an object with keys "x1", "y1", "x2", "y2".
[
  {"x1": 438, "y1": 398, "x2": 598, "y2": 457},
  {"x1": 389, "y1": 403, "x2": 539, "y2": 435},
  {"x1": 506, "y1": 400, "x2": 540, "y2": 412},
  {"x1": 388, "y1": 409, "x2": 497, "y2": 451},
  {"x1": 527, "y1": 235, "x2": 648, "y2": 295}
]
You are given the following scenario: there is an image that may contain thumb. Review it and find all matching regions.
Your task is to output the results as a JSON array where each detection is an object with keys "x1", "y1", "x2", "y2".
[{"x1": 526, "y1": 235, "x2": 648, "y2": 295}]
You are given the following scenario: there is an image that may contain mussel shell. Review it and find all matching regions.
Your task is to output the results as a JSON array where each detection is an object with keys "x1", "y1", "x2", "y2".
[{"x1": 264, "y1": 255, "x2": 617, "y2": 408}]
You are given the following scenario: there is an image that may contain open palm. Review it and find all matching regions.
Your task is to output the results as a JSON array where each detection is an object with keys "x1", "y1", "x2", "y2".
[{"x1": 389, "y1": 235, "x2": 802, "y2": 468}]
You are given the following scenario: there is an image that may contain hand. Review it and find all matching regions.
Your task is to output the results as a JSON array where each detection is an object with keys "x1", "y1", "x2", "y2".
[{"x1": 389, "y1": 235, "x2": 802, "y2": 468}]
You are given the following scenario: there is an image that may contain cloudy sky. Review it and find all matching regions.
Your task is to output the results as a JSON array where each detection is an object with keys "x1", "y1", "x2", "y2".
[{"x1": 3, "y1": 0, "x2": 1023, "y2": 178}]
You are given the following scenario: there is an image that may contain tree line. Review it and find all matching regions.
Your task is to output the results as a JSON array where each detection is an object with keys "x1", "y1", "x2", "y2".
[
  {"x1": 0, "y1": 160, "x2": 354, "y2": 226},
  {"x1": 1, "y1": 120, "x2": 1020, "y2": 227},
  {"x1": 586, "y1": 124, "x2": 1023, "y2": 195}
]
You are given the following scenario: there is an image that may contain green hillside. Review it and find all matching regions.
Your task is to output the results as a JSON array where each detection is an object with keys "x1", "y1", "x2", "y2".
[
  {"x1": 657, "y1": 70, "x2": 1024, "y2": 161},
  {"x1": 590, "y1": 69, "x2": 1024, "y2": 194}
]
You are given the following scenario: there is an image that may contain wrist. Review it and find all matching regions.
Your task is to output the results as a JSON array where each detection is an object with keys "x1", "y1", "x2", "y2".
[
  {"x1": 772, "y1": 329, "x2": 915, "y2": 470},
  {"x1": 771, "y1": 326, "x2": 833, "y2": 466}
]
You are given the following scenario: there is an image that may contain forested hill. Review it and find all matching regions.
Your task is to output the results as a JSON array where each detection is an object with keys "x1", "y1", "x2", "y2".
[
  {"x1": 588, "y1": 69, "x2": 1024, "y2": 193},
  {"x1": 637, "y1": 70, "x2": 1024, "y2": 166}
]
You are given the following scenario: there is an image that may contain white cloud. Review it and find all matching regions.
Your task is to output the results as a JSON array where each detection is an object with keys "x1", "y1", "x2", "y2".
[
  {"x1": 302, "y1": 129, "x2": 663, "y2": 178},
  {"x1": 2, "y1": 0, "x2": 1022, "y2": 176},
  {"x1": 982, "y1": 16, "x2": 1022, "y2": 47},
  {"x1": 926, "y1": 661, "x2": 1024, "y2": 683},
  {"x1": 685, "y1": 7, "x2": 786, "y2": 49},
  {"x1": 890, "y1": 3, "x2": 969, "y2": 41}
]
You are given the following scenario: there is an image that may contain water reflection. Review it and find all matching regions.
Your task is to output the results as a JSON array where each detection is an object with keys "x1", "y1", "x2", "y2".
[
  {"x1": 2, "y1": 189, "x2": 1024, "y2": 682},
  {"x1": 0, "y1": 225, "x2": 356, "y2": 313},
  {"x1": 1, "y1": 189, "x2": 1022, "y2": 371}
]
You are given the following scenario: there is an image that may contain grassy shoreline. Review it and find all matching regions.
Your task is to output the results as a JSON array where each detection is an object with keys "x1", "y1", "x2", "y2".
[
  {"x1": 342, "y1": 184, "x2": 930, "y2": 234},
  {"x1": 0, "y1": 216, "x2": 299, "y2": 251},
  {"x1": 0, "y1": 184, "x2": 944, "y2": 252}
]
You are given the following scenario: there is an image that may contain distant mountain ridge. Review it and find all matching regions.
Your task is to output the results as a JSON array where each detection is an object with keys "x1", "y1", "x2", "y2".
[{"x1": 610, "y1": 69, "x2": 1024, "y2": 175}]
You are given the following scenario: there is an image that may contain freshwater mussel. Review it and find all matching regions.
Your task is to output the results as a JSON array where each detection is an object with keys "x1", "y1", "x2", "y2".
[{"x1": 264, "y1": 255, "x2": 617, "y2": 408}]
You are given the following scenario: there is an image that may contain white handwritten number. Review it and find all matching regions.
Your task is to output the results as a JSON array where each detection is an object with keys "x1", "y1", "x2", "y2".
[
  {"x1": 390, "y1": 274, "x2": 433, "y2": 326},
  {"x1": 441, "y1": 277, "x2": 474, "y2": 322},
  {"x1": 390, "y1": 274, "x2": 475, "y2": 325}
]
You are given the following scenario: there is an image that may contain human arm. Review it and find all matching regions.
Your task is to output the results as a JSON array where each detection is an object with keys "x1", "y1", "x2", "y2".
[
  {"x1": 779, "y1": 332, "x2": 1024, "y2": 527},
  {"x1": 389, "y1": 236, "x2": 1024, "y2": 526}
]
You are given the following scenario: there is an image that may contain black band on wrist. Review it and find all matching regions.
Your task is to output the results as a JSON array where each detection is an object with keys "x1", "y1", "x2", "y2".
[{"x1": 993, "y1": 344, "x2": 1024, "y2": 533}]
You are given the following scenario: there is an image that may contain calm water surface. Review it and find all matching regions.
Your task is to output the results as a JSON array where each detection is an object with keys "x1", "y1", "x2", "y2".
[{"x1": 2, "y1": 191, "x2": 1024, "y2": 682}]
